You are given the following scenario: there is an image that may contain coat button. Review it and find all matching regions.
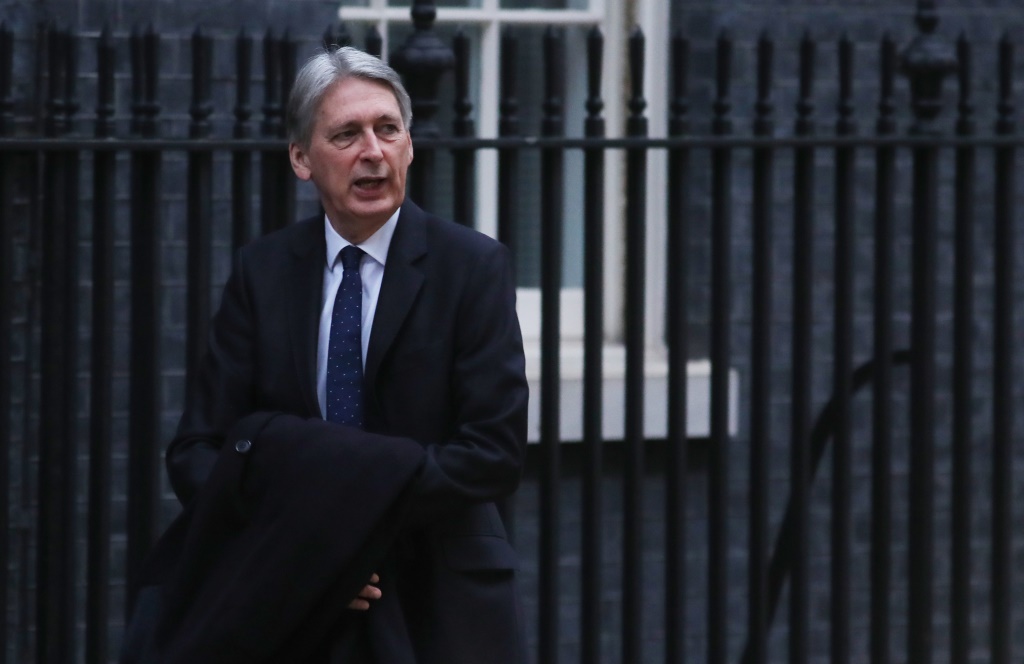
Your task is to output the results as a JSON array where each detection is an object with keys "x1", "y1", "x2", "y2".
[{"x1": 234, "y1": 439, "x2": 252, "y2": 454}]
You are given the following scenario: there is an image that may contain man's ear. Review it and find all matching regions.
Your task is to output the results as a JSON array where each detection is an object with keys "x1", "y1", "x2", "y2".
[{"x1": 289, "y1": 142, "x2": 312, "y2": 181}]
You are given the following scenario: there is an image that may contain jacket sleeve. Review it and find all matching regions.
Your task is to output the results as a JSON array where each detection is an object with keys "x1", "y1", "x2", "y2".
[{"x1": 401, "y1": 241, "x2": 529, "y2": 529}]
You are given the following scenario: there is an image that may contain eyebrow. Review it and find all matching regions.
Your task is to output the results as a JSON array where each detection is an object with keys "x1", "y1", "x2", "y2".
[
  {"x1": 323, "y1": 112, "x2": 402, "y2": 134},
  {"x1": 337, "y1": 112, "x2": 401, "y2": 126},
  {"x1": 372, "y1": 112, "x2": 403, "y2": 127}
]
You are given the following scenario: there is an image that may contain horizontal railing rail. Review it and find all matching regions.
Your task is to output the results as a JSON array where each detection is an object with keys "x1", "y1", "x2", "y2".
[{"x1": 5, "y1": 134, "x2": 1024, "y2": 150}]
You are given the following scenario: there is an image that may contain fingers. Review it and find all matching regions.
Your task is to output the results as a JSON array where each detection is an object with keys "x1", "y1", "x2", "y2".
[
  {"x1": 347, "y1": 573, "x2": 382, "y2": 611},
  {"x1": 357, "y1": 583, "x2": 382, "y2": 600},
  {"x1": 348, "y1": 586, "x2": 377, "y2": 611}
]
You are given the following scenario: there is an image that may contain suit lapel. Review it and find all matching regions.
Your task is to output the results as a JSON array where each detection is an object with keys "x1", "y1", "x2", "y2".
[
  {"x1": 365, "y1": 202, "x2": 427, "y2": 396},
  {"x1": 287, "y1": 219, "x2": 326, "y2": 417}
]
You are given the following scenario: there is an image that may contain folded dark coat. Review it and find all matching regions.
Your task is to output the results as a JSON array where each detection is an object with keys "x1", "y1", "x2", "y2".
[{"x1": 121, "y1": 411, "x2": 426, "y2": 664}]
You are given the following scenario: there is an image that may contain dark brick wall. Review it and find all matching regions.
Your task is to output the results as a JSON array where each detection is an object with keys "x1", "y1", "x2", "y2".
[{"x1": 2, "y1": 0, "x2": 1024, "y2": 662}]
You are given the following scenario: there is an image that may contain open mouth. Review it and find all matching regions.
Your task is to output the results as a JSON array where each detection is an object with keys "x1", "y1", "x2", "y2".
[{"x1": 354, "y1": 176, "x2": 386, "y2": 190}]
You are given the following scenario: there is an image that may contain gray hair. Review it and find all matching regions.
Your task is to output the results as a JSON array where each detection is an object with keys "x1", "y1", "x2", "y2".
[{"x1": 286, "y1": 46, "x2": 413, "y2": 148}]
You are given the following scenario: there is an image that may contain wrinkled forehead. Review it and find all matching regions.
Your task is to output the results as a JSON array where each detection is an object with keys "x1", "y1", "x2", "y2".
[{"x1": 316, "y1": 75, "x2": 405, "y2": 126}]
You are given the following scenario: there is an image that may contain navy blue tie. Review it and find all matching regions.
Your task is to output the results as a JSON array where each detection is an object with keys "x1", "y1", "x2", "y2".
[{"x1": 326, "y1": 245, "x2": 365, "y2": 427}]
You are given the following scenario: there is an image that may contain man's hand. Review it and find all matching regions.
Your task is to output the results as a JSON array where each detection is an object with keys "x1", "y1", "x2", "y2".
[{"x1": 348, "y1": 573, "x2": 382, "y2": 610}]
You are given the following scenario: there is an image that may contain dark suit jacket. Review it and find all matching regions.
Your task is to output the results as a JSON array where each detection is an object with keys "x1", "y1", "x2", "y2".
[{"x1": 163, "y1": 200, "x2": 529, "y2": 663}]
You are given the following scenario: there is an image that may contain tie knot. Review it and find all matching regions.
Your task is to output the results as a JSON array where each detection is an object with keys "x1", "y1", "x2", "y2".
[{"x1": 340, "y1": 245, "x2": 364, "y2": 272}]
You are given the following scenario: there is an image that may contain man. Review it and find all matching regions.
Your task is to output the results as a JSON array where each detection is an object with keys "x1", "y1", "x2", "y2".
[{"x1": 158, "y1": 47, "x2": 529, "y2": 663}]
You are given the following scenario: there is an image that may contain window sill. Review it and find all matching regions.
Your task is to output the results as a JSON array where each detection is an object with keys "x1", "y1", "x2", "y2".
[{"x1": 523, "y1": 342, "x2": 740, "y2": 443}]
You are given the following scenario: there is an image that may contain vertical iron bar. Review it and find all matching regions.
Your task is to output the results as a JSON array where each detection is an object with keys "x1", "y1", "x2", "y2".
[
  {"x1": 260, "y1": 28, "x2": 281, "y2": 138},
  {"x1": 0, "y1": 20, "x2": 12, "y2": 664},
  {"x1": 63, "y1": 28, "x2": 79, "y2": 131},
  {"x1": 497, "y1": 30, "x2": 520, "y2": 258},
  {"x1": 0, "y1": 165, "x2": 7, "y2": 664},
  {"x1": 901, "y1": 5, "x2": 954, "y2": 659},
  {"x1": 18, "y1": 29, "x2": 44, "y2": 658},
  {"x1": 707, "y1": 31, "x2": 733, "y2": 664},
  {"x1": 189, "y1": 28, "x2": 213, "y2": 139},
  {"x1": 747, "y1": 30, "x2": 773, "y2": 664},
  {"x1": 280, "y1": 33, "x2": 296, "y2": 131},
  {"x1": 0, "y1": 21, "x2": 12, "y2": 134},
  {"x1": 990, "y1": 32, "x2": 1014, "y2": 664},
  {"x1": 38, "y1": 25, "x2": 78, "y2": 663},
  {"x1": 86, "y1": 26, "x2": 115, "y2": 664},
  {"x1": 665, "y1": 29, "x2": 690, "y2": 664},
  {"x1": 281, "y1": 34, "x2": 297, "y2": 223},
  {"x1": 871, "y1": 33, "x2": 897, "y2": 664},
  {"x1": 907, "y1": 117, "x2": 938, "y2": 664},
  {"x1": 127, "y1": 25, "x2": 163, "y2": 608},
  {"x1": 831, "y1": 35, "x2": 856, "y2": 664},
  {"x1": 43, "y1": 24, "x2": 67, "y2": 137},
  {"x1": 494, "y1": 29, "x2": 520, "y2": 535},
  {"x1": 789, "y1": 32, "x2": 816, "y2": 664},
  {"x1": 19, "y1": 29, "x2": 45, "y2": 661},
  {"x1": 93, "y1": 25, "x2": 114, "y2": 138},
  {"x1": 622, "y1": 26, "x2": 647, "y2": 664},
  {"x1": 187, "y1": 28, "x2": 214, "y2": 379},
  {"x1": 260, "y1": 29, "x2": 287, "y2": 235},
  {"x1": 233, "y1": 29, "x2": 253, "y2": 251},
  {"x1": 538, "y1": 28, "x2": 565, "y2": 664},
  {"x1": 130, "y1": 24, "x2": 142, "y2": 136},
  {"x1": 581, "y1": 25, "x2": 605, "y2": 664},
  {"x1": 32, "y1": 22, "x2": 46, "y2": 133},
  {"x1": 950, "y1": 32, "x2": 974, "y2": 664},
  {"x1": 451, "y1": 29, "x2": 475, "y2": 227}
]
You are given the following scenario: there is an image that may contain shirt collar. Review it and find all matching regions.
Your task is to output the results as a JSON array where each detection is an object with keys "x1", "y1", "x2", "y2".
[{"x1": 324, "y1": 208, "x2": 401, "y2": 270}]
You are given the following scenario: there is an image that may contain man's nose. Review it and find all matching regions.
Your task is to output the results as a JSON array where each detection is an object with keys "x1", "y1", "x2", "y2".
[{"x1": 360, "y1": 131, "x2": 383, "y2": 160}]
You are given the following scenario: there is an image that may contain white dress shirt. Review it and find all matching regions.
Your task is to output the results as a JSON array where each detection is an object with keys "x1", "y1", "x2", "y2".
[{"x1": 316, "y1": 210, "x2": 399, "y2": 419}]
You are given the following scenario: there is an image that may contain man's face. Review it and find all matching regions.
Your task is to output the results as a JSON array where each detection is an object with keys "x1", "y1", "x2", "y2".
[{"x1": 289, "y1": 76, "x2": 413, "y2": 242}]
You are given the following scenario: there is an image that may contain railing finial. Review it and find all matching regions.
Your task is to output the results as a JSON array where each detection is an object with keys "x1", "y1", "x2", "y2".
[
  {"x1": 95, "y1": 25, "x2": 114, "y2": 138},
  {"x1": 0, "y1": 22, "x2": 12, "y2": 136},
  {"x1": 915, "y1": 0, "x2": 940, "y2": 34},
  {"x1": 365, "y1": 26, "x2": 383, "y2": 58},
  {"x1": 189, "y1": 27, "x2": 213, "y2": 139},
  {"x1": 901, "y1": 0, "x2": 956, "y2": 134},
  {"x1": 234, "y1": 29, "x2": 252, "y2": 139},
  {"x1": 390, "y1": 0, "x2": 454, "y2": 139},
  {"x1": 627, "y1": 26, "x2": 646, "y2": 136},
  {"x1": 452, "y1": 28, "x2": 473, "y2": 136}
]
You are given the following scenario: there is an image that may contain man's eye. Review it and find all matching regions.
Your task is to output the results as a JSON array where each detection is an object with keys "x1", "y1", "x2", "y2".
[{"x1": 379, "y1": 124, "x2": 399, "y2": 135}]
